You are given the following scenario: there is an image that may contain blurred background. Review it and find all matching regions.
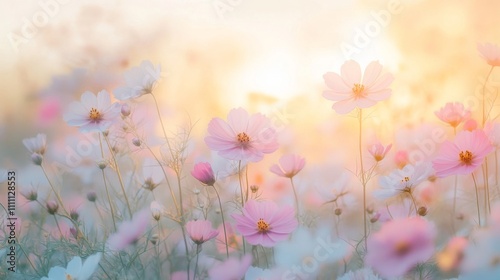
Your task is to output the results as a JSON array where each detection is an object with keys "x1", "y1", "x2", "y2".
[{"x1": 1, "y1": 0, "x2": 499, "y2": 172}]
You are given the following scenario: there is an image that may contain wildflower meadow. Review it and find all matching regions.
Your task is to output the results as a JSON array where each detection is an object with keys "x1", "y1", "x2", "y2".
[{"x1": 2, "y1": 1, "x2": 500, "y2": 279}]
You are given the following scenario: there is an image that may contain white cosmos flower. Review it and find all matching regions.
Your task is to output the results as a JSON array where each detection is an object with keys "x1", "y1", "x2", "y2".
[
  {"x1": 22, "y1": 133, "x2": 47, "y2": 155},
  {"x1": 114, "y1": 60, "x2": 161, "y2": 100},
  {"x1": 41, "y1": 252, "x2": 102, "y2": 280},
  {"x1": 64, "y1": 90, "x2": 120, "y2": 133},
  {"x1": 374, "y1": 163, "x2": 433, "y2": 199}
]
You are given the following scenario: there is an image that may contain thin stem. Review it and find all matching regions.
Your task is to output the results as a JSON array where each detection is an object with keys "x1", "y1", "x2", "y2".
[
  {"x1": 53, "y1": 215, "x2": 64, "y2": 238},
  {"x1": 40, "y1": 165, "x2": 68, "y2": 216},
  {"x1": 408, "y1": 191, "x2": 418, "y2": 216},
  {"x1": 484, "y1": 158, "x2": 491, "y2": 215},
  {"x1": 93, "y1": 202, "x2": 107, "y2": 233},
  {"x1": 212, "y1": 185, "x2": 229, "y2": 258},
  {"x1": 143, "y1": 142, "x2": 180, "y2": 214},
  {"x1": 175, "y1": 171, "x2": 191, "y2": 280},
  {"x1": 290, "y1": 178, "x2": 300, "y2": 223},
  {"x1": 237, "y1": 160, "x2": 247, "y2": 255},
  {"x1": 245, "y1": 165, "x2": 250, "y2": 202},
  {"x1": 471, "y1": 173, "x2": 482, "y2": 226},
  {"x1": 151, "y1": 93, "x2": 175, "y2": 156},
  {"x1": 98, "y1": 134, "x2": 117, "y2": 231},
  {"x1": 358, "y1": 109, "x2": 368, "y2": 251},
  {"x1": 103, "y1": 133, "x2": 133, "y2": 217},
  {"x1": 194, "y1": 244, "x2": 200, "y2": 279}
]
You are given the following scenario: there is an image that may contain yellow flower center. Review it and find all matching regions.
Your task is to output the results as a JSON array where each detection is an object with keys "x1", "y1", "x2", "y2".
[
  {"x1": 352, "y1": 83, "x2": 365, "y2": 98},
  {"x1": 257, "y1": 218, "x2": 270, "y2": 232},
  {"x1": 89, "y1": 108, "x2": 102, "y2": 122},
  {"x1": 459, "y1": 150, "x2": 473, "y2": 165},
  {"x1": 237, "y1": 132, "x2": 250, "y2": 144}
]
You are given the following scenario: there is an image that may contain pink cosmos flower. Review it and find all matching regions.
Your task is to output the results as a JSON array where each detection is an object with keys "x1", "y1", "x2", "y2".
[
  {"x1": 216, "y1": 223, "x2": 241, "y2": 254},
  {"x1": 185, "y1": 220, "x2": 219, "y2": 245},
  {"x1": 64, "y1": 90, "x2": 121, "y2": 132},
  {"x1": 365, "y1": 217, "x2": 436, "y2": 278},
  {"x1": 368, "y1": 142, "x2": 392, "y2": 162},
  {"x1": 107, "y1": 209, "x2": 150, "y2": 251},
  {"x1": 208, "y1": 254, "x2": 252, "y2": 280},
  {"x1": 433, "y1": 130, "x2": 494, "y2": 177},
  {"x1": 191, "y1": 162, "x2": 216, "y2": 186},
  {"x1": 435, "y1": 102, "x2": 471, "y2": 128},
  {"x1": 323, "y1": 60, "x2": 394, "y2": 114},
  {"x1": 205, "y1": 108, "x2": 279, "y2": 162},
  {"x1": 232, "y1": 200, "x2": 298, "y2": 247},
  {"x1": 477, "y1": 43, "x2": 500, "y2": 67},
  {"x1": 269, "y1": 154, "x2": 306, "y2": 178}
]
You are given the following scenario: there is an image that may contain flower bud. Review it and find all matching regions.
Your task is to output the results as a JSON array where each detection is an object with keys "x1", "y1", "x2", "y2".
[
  {"x1": 150, "y1": 234, "x2": 159, "y2": 245},
  {"x1": 70, "y1": 210, "x2": 79, "y2": 221},
  {"x1": 370, "y1": 212, "x2": 381, "y2": 223},
  {"x1": 132, "y1": 138, "x2": 141, "y2": 147},
  {"x1": 250, "y1": 185, "x2": 259, "y2": 193},
  {"x1": 24, "y1": 190, "x2": 38, "y2": 201},
  {"x1": 31, "y1": 153, "x2": 43, "y2": 165},
  {"x1": 121, "y1": 104, "x2": 131, "y2": 117},
  {"x1": 97, "y1": 160, "x2": 107, "y2": 170},
  {"x1": 334, "y1": 208, "x2": 342, "y2": 216},
  {"x1": 418, "y1": 206, "x2": 428, "y2": 216},
  {"x1": 46, "y1": 200, "x2": 59, "y2": 215},
  {"x1": 87, "y1": 191, "x2": 97, "y2": 202}
]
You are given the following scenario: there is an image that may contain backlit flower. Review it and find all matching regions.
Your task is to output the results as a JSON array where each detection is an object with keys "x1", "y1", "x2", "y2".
[
  {"x1": 64, "y1": 90, "x2": 121, "y2": 132},
  {"x1": 22, "y1": 133, "x2": 47, "y2": 155},
  {"x1": 435, "y1": 102, "x2": 471, "y2": 128},
  {"x1": 269, "y1": 154, "x2": 306, "y2": 178},
  {"x1": 232, "y1": 200, "x2": 298, "y2": 247},
  {"x1": 375, "y1": 163, "x2": 433, "y2": 199},
  {"x1": 191, "y1": 162, "x2": 216, "y2": 186},
  {"x1": 437, "y1": 237, "x2": 468, "y2": 272},
  {"x1": 433, "y1": 130, "x2": 494, "y2": 177},
  {"x1": 41, "y1": 252, "x2": 102, "y2": 280},
  {"x1": 205, "y1": 108, "x2": 279, "y2": 162},
  {"x1": 186, "y1": 220, "x2": 219, "y2": 245},
  {"x1": 368, "y1": 142, "x2": 392, "y2": 162},
  {"x1": 365, "y1": 217, "x2": 436, "y2": 278},
  {"x1": 478, "y1": 43, "x2": 500, "y2": 67},
  {"x1": 114, "y1": 60, "x2": 161, "y2": 100},
  {"x1": 323, "y1": 60, "x2": 394, "y2": 114}
]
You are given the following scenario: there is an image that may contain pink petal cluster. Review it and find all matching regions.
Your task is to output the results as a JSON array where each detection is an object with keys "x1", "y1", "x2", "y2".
[
  {"x1": 323, "y1": 60, "x2": 394, "y2": 114},
  {"x1": 107, "y1": 209, "x2": 150, "y2": 251},
  {"x1": 205, "y1": 108, "x2": 279, "y2": 162},
  {"x1": 191, "y1": 162, "x2": 216, "y2": 186},
  {"x1": 232, "y1": 200, "x2": 298, "y2": 247},
  {"x1": 433, "y1": 130, "x2": 494, "y2": 177},
  {"x1": 368, "y1": 142, "x2": 392, "y2": 162},
  {"x1": 208, "y1": 254, "x2": 252, "y2": 280},
  {"x1": 478, "y1": 43, "x2": 500, "y2": 67},
  {"x1": 269, "y1": 154, "x2": 306, "y2": 178},
  {"x1": 64, "y1": 90, "x2": 121, "y2": 132},
  {"x1": 185, "y1": 220, "x2": 219, "y2": 245},
  {"x1": 435, "y1": 102, "x2": 471, "y2": 128},
  {"x1": 365, "y1": 217, "x2": 436, "y2": 278}
]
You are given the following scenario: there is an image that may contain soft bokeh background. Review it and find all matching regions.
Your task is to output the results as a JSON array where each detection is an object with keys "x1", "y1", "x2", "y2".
[{"x1": 1, "y1": 0, "x2": 499, "y2": 170}]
